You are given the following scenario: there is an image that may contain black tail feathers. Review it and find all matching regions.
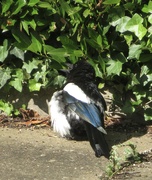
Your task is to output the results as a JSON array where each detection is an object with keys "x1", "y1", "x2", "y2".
[{"x1": 84, "y1": 122, "x2": 110, "y2": 159}]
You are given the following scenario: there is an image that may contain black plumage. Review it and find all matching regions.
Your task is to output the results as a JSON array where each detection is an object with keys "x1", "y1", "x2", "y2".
[{"x1": 49, "y1": 60, "x2": 110, "y2": 158}]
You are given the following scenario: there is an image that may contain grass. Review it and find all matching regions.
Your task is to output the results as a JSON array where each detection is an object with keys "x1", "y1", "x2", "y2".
[{"x1": 103, "y1": 142, "x2": 141, "y2": 179}]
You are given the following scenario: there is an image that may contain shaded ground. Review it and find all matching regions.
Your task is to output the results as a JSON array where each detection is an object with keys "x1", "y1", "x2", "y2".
[{"x1": 0, "y1": 113, "x2": 152, "y2": 180}]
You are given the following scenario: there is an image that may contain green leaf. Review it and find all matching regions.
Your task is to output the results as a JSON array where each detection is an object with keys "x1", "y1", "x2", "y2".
[
  {"x1": 12, "y1": 29, "x2": 31, "y2": 50},
  {"x1": 106, "y1": 60, "x2": 123, "y2": 76},
  {"x1": 106, "y1": 53, "x2": 126, "y2": 76},
  {"x1": 139, "y1": 53, "x2": 152, "y2": 62},
  {"x1": 108, "y1": 7, "x2": 125, "y2": 27},
  {"x1": 131, "y1": 74, "x2": 140, "y2": 86},
  {"x1": 103, "y1": 0, "x2": 120, "y2": 5},
  {"x1": 147, "y1": 74, "x2": 152, "y2": 82},
  {"x1": 44, "y1": 45, "x2": 69, "y2": 62},
  {"x1": 0, "y1": 39, "x2": 8, "y2": 62},
  {"x1": 59, "y1": 0, "x2": 81, "y2": 16},
  {"x1": 53, "y1": 75, "x2": 65, "y2": 88},
  {"x1": 59, "y1": 36, "x2": 78, "y2": 49},
  {"x1": 9, "y1": 69, "x2": 24, "y2": 92},
  {"x1": 0, "y1": 67, "x2": 11, "y2": 88},
  {"x1": 23, "y1": 59, "x2": 39, "y2": 74},
  {"x1": 0, "y1": 100, "x2": 13, "y2": 115},
  {"x1": 122, "y1": 100, "x2": 135, "y2": 114},
  {"x1": 29, "y1": 79, "x2": 42, "y2": 91},
  {"x1": 128, "y1": 44, "x2": 142, "y2": 59},
  {"x1": 144, "y1": 108, "x2": 152, "y2": 121},
  {"x1": 86, "y1": 38, "x2": 101, "y2": 49},
  {"x1": 97, "y1": 35, "x2": 102, "y2": 47},
  {"x1": 140, "y1": 65, "x2": 149, "y2": 77},
  {"x1": 127, "y1": 13, "x2": 143, "y2": 25},
  {"x1": 28, "y1": 0, "x2": 39, "y2": 6},
  {"x1": 38, "y1": 2, "x2": 52, "y2": 9},
  {"x1": 142, "y1": 1, "x2": 152, "y2": 13},
  {"x1": 2, "y1": 0, "x2": 13, "y2": 14},
  {"x1": 21, "y1": 18, "x2": 36, "y2": 34},
  {"x1": 10, "y1": 47, "x2": 25, "y2": 61},
  {"x1": 9, "y1": 79, "x2": 22, "y2": 92},
  {"x1": 148, "y1": 14, "x2": 152, "y2": 24},
  {"x1": 28, "y1": 31, "x2": 42, "y2": 53},
  {"x1": 125, "y1": 14, "x2": 147, "y2": 40},
  {"x1": 11, "y1": 0, "x2": 26, "y2": 15},
  {"x1": 123, "y1": 34, "x2": 133, "y2": 46},
  {"x1": 83, "y1": 9, "x2": 91, "y2": 18},
  {"x1": 21, "y1": 21, "x2": 29, "y2": 34},
  {"x1": 98, "y1": 57, "x2": 106, "y2": 75},
  {"x1": 116, "y1": 16, "x2": 130, "y2": 33}
]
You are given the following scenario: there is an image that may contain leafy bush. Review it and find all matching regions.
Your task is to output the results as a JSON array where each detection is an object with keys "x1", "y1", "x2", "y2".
[{"x1": 0, "y1": 0, "x2": 152, "y2": 120}]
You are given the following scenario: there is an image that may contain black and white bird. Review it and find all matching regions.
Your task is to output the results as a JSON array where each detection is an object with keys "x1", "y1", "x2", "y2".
[{"x1": 48, "y1": 60, "x2": 110, "y2": 158}]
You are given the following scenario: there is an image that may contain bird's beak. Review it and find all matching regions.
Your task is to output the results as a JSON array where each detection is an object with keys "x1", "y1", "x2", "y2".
[
  {"x1": 58, "y1": 69, "x2": 69, "y2": 76},
  {"x1": 58, "y1": 62, "x2": 73, "y2": 76},
  {"x1": 65, "y1": 63, "x2": 73, "y2": 70}
]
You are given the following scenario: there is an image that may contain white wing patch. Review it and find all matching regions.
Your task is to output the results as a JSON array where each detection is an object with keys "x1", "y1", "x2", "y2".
[
  {"x1": 48, "y1": 91, "x2": 71, "y2": 137},
  {"x1": 63, "y1": 83, "x2": 91, "y2": 103}
]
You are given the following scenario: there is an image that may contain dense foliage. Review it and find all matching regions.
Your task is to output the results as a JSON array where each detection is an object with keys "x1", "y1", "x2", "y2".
[{"x1": 0, "y1": 0, "x2": 152, "y2": 120}]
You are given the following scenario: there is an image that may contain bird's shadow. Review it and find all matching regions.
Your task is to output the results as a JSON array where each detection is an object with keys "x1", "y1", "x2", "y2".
[
  {"x1": 69, "y1": 118, "x2": 152, "y2": 150},
  {"x1": 105, "y1": 118, "x2": 152, "y2": 149}
]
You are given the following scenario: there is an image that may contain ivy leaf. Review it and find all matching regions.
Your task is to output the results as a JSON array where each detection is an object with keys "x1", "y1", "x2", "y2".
[
  {"x1": 148, "y1": 14, "x2": 152, "y2": 24},
  {"x1": 28, "y1": 31, "x2": 42, "y2": 53},
  {"x1": 125, "y1": 14, "x2": 147, "y2": 40},
  {"x1": 21, "y1": 19, "x2": 36, "y2": 35},
  {"x1": 44, "y1": 45, "x2": 68, "y2": 62},
  {"x1": 12, "y1": 0, "x2": 26, "y2": 15},
  {"x1": 142, "y1": 1, "x2": 152, "y2": 13},
  {"x1": 53, "y1": 75, "x2": 65, "y2": 88},
  {"x1": 123, "y1": 34, "x2": 133, "y2": 46},
  {"x1": 147, "y1": 74, "x2": 152, "y2": 82},
  {"x1": 139, "y1": 53, "x2": 152, "y2": 62},
  {"x1": 59, "y1": 0, "x2": 81, "y2": 16},
  {"x1": 128, "y1": 44, "x2": 142, "y2": 59},
  {"x1": 144, "y1": 108, "x2": 152, "y2": 121},
  {"x1": 122, "y1": 100, "x2": 135, "y2": 114},
  {"x1": 0, "y1": 67, "x2": 11, "y2": 88},
  {"x1": 0, "y1": 39, "x2": 8, "y2": 62},
  {"x1": 116, "y1": 16, "x2": 130, "y2": 33},
  {"x1": 140, "y1": 65, "x2": 149, "y2": 77},
  {"x1": 103, "y1": 0, "x2": 120, "y2": 5},
  {"x1": 9, "y1": 69, "x2": 24, "y2": 92},
  {"x1": 106, "y1": 60, "x2": 123, "y2": 76},
  {"x1": 83, "y1": 9, "x2": 91, "y2": 18},
  {"x1": 12, "y1": 29, "x2": 31, "y2": 50},
  {"x1": 106, "y1": 53, "x2": 126, "y2": 76},
  {"x1": 108, "y1": 7, "x2": 125, "y2": 26},
  {"x1": 29, "y1": 79, "x2": 42, "y2": 91},
  {"x1": 0, "y1": 100, "x2": 13, "y2": 115},
  {"x1": 10, "y1": 47, "x2": 25, "y2": 61},
  {"x1": 2, "y1": 0, "x2": 13, "y2": 14},
  {"x1": 59, "y1": 36, "x2": 78, "y2": 49},
  {"x1": 9, "y1": 78, "x2": 23, "y2": 92},
  {"x1": 131, "y1": 74, "x2": 140, "y2": 86},
  {"x1": 28, "y1": 0, "x2": 39, "y2": 6},
  {"x1": 23, "y1": 59, "x2": 39, "y2": 74},
  {"x1": 38, "y1": 1, "x2": 53, "y2": 9}
]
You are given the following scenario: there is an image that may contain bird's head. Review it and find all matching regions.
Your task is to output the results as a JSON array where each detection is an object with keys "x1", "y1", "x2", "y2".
[{"x1": 59, "y1": 60, "x2": 96, "y2": 82}]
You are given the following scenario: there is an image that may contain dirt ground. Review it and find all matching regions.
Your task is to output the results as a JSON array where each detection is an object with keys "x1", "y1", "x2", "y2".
[{"x1": 0, "y1": 121, "x2": 152, "y2": 180}]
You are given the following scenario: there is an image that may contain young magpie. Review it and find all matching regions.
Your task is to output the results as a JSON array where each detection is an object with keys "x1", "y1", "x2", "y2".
[{"x1": 49, "y1": 60, "x2": 110, "y2": 158}]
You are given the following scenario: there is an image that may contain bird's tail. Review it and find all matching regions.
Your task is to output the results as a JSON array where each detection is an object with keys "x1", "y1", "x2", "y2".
[{"x1": 84, "y1": 122, "x2": 110, "y2": 159}]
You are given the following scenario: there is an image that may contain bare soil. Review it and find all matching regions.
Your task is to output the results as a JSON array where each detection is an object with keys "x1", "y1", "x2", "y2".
[{"x1": 0, "y1": 114, "x2": 152, "y2": 180}]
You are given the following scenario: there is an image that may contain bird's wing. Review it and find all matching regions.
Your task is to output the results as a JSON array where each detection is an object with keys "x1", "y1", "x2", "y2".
[{"x1": 63, "y1": 90, "x2": 107, "y2": 135}]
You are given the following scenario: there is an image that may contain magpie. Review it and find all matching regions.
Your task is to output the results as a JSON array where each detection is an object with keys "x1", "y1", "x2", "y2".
[{"x1": 49, "y1": 60, "x2": 110, "y2": 158}]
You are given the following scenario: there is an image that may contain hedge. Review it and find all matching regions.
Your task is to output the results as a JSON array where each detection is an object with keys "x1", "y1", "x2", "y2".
[{"x1": 0, "y1": 0, "x2": 152, "y2": 120}]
